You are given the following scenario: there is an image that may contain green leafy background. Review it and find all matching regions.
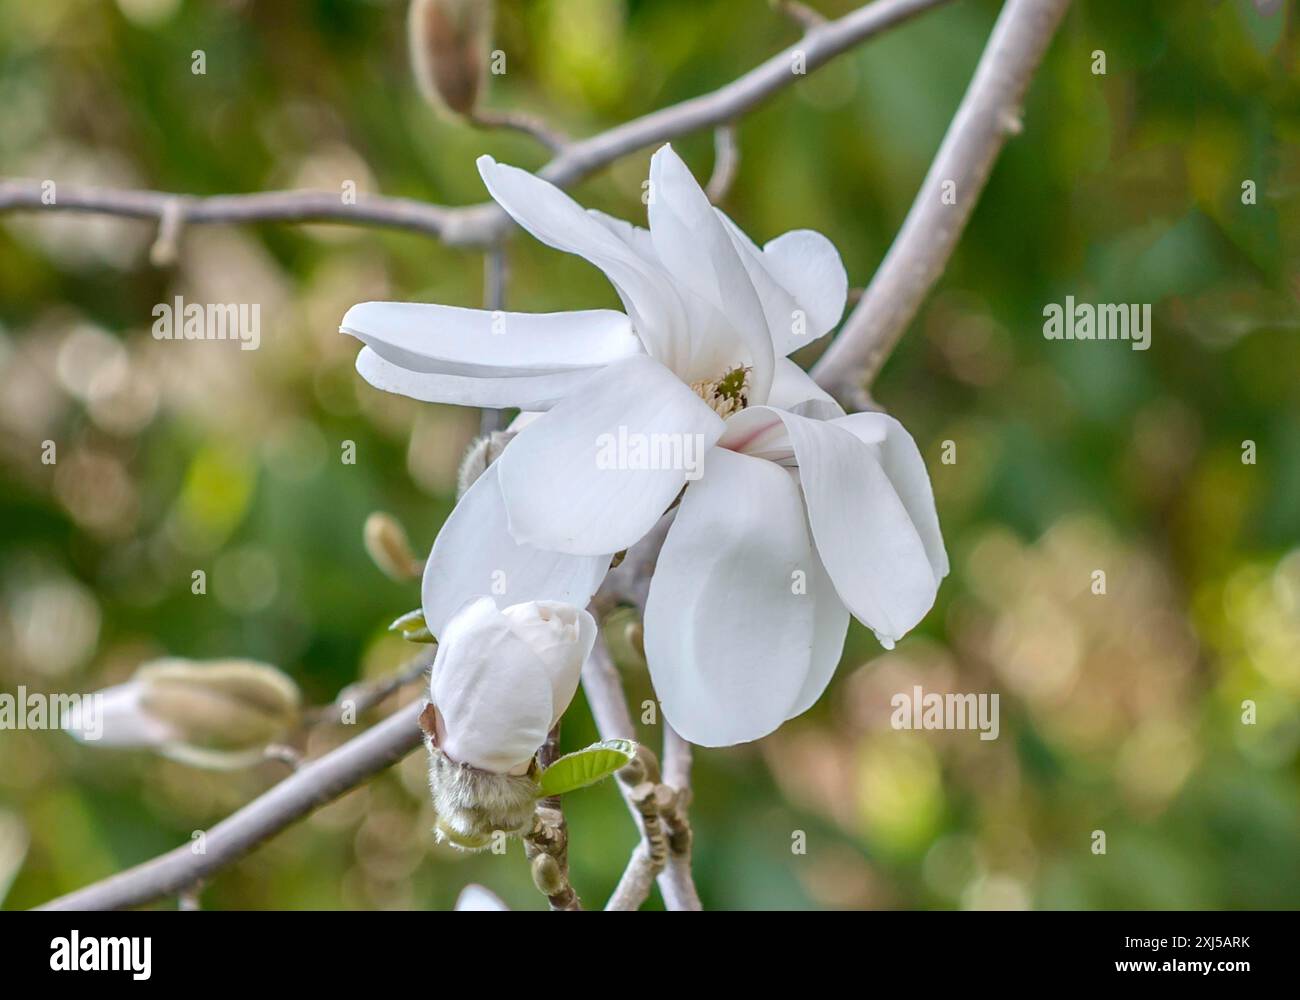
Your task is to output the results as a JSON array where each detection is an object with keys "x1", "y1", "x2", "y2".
[{"x1": 1, "y1": 0, "x2": 1298, "y2": 910}]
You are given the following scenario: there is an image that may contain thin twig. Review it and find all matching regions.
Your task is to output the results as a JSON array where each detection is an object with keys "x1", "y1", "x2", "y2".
[
  {"x1": 37, "y1": 700, "x2": 425, "y2": 911},
  {"x1": 0, "y1": 0, "x2": 955, "y2": 249},
  {"x1": 469, "y1": 108, "x2": 569, "y2": 153},
  {"x1": 308, "y1": 648, "x2": 436, "y2": 726},
  {"x1": 479, "y1": 245, "x2": 509, "y2": 435},
  {"x1": 811, "y1": 0, "x2": 1072, "y2": 400}
]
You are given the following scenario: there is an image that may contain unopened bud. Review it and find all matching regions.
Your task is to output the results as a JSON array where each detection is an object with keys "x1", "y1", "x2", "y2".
[
  {"x1": 66, "y1": 658, "x2": 301, "y2": 770},
  {"x1": 364, "y1": 511, "x2": 422, "y2": 581},
  {"x1": 624, "y1": 618, "x2": 644, "y2": 661},
  {"x1": 408, "y1": 0, "x2": 494, "y2": 119},
  {"x1": 421, "y1": 597, "x2": 597, "y2": 850},
  {"x1": 530, "y1": 852, "x2": 564, "y2": 896},
  {"x1": 456, "y1": 430, "x2": 513, "y2": 498}
]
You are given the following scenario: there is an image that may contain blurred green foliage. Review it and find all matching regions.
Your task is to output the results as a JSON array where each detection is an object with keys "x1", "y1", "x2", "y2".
[{"x1": 1, "y1": 0, "x2": 1297, "y2": 910}]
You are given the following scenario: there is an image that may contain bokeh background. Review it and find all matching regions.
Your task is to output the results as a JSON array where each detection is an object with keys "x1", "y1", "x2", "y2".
[{"x1": 2, "y1": 0, "x2": 1298, "y2": 910}]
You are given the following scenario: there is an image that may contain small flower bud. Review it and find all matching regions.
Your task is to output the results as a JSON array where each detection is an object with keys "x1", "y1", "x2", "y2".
[
  {"x1": 455, "y1": 430, "x2": 513, "y2": 498},
  {"x1": 419, "y1": 597, "x2": 597, "y2": 849},
  {"x1": 364, "y1": 511, "x2": 422, "y2": 581},
  {"x1": 408, "y1": 0, "x2": 493, "y2": 119},
  {"x1": 65, "y1": 658, "x2": 301, "y2": 770},
  {"x1": 530, "y1": 852, "x2": 564, "y2": 896}
]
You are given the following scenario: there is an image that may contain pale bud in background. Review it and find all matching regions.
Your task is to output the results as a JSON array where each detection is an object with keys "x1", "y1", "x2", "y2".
[
  {"x1": 419, "y1": 596, "x2": 597, "y2": 849},
  {"x1": 455, "y1": 429, "x2": 512, "y2": 498},
  {"x1": 408, "y1": 0, "x2": 494, "y2": 119},
  {"x1": 64, "y1": 658, "x2": 301, "y2": 770},
  {"x1": 364, "y1": 511, "x2": 422, "y2": 581}
]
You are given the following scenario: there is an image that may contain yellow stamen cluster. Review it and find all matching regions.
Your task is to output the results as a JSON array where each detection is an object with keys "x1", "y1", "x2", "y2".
[{"x1": 690, "y1": 365, "x2": 751, "y2": 419}]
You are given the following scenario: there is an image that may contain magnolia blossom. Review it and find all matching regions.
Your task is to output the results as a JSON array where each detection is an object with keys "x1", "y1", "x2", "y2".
[
  {"x1": 342, "y1": 144, "x2": 946, "y2": 747},
  {"x1": 428, "y1": 597, "x2": 597, "y2": 774}
]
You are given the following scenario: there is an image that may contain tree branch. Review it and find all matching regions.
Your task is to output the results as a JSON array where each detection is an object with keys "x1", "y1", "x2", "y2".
[
  {"x1": 811, "y1": 0, "x2": 1072, "y2": 402},
  {"x1": 37, "y1": 699, "x2": 425, "y2": 911},
  {"x1": 0, "y1": 0, "x2": 955, "y2": 249}
]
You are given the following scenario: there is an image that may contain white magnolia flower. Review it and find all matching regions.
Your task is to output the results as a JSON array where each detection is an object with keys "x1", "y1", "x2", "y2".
[
  {"x1": 427, "y1": 597, "x2": 597, "y2": 774},
  {"x1": 342, "y1": 145, "x2": 947, "y2": 747}
]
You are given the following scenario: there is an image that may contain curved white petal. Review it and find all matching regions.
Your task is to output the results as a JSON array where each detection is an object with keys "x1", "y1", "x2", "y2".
[
  {"x1": 454, "y1": 884, "x2": 509, "y2": 911},
  {"x1": 832, "y1": 412, "x2": 950, "y2": 584},
  {"x1": 355, "y1": 345, "x2": 595, "y2": 410},
  {"x1": 342, "y1": 301, "x2": 641, "y2": 376},
  {"x1": 431, "y1": 597, "x2": 555, "y2": 773},
  {"x1": 590, "y1": 208, "x2": 749, "y2": 384},
  {"x1": 766, "y1": 358, "x2": 846, "y2": 420},
  {"x1": 67, "y1": 682, "x2": 179, "y2": 747},
  {"x1": 497, "y1": 354, "x2": 724, "y2": 555},
  {"x1": 500, "y1": 601, "x2": 597, "y2": 729},
  {"x1": 478, "y1": 156, "x2": 689, "y2": 370},
  {"x1": 750, "y1": 407, "x2": 941, "y2": 648},
  {"x1": 718, "y1": 218, "x2": 848, "y2": 354},
  {"x1": 423, "y1": 463, "x2": 611, "y2": 636},
  {"x1": 718, "y1": 406, "x2": 793, "y2": 464},
  {"x1": 647, "y1": 145, "x2": 775, "y2": 402},
  {"x1": 784, "y1": 528, "x2": 850, "y2": 721},
  {"x1": 644, "y1": 448, "x2": 834, "y2": 746}
]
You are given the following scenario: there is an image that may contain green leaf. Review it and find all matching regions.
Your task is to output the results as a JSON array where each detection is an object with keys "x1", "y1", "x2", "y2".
[
  {"x1": 389, "y1": 609, "x2": 436, "y2": 644},
  {"x1": 537, "y1": 739, "x2": 636, "y2": 797}
]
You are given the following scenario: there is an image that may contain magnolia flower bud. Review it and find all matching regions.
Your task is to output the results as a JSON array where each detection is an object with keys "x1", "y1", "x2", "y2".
[
  {"x1": 455, "y1": 430, "x2": 513, "y2": 498},
  {"x1": 364, "y1": 511, "x2": 422, "y2": 581},
  {"x1": 408, "y1": 0, "x2": 493, "y2": 119},
  {"x1": 65, "y1": 658, "x2": 301, "y2": 770},
  {"x1": 419, "y1": 597, "x2": 597, "y2": 849}
]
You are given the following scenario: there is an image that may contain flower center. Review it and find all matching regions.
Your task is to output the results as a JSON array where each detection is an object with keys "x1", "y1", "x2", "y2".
[{"x1": 690, "y1": 365, "x2": 751, "y2": 419}]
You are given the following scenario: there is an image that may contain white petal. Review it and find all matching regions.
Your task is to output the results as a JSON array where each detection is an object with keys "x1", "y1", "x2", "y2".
[
  {"x1": 832, "y1": 412, "x2": 950, "y2": 584},
  {"x1": 497, "y1": 354, "x2": 724, "y2": 555},
  {"x1": 590, "y1": 209, "x2": 747, "y2": 384},
  {"x1": 431, "y1": 597, "x2": 555, "y2": 772},
  {"x1": 717, "y1": 406, "x2": 794, "y2": 464},
  {"x1": 342, "y1": 301, "x2": 641, "y2": 375},
  {"x1": 719, "y1": 218, "x2": 848, "y2": 354},
  {"x1": 454, "y1": 884, "x2": 509, "y2": 911},
  {"x1": 423, "y1": 463, "x2": 611, "y2": 636},
  {"x1": 766, "y1": 357, "x2": 846, "y2": 420},
  {"x1": 784, "y1": 530, "x2": 850, "y2": 721},
  {"x1": 751, "y1": 407, "x2": 940, "y2": 647},
  {"x1": 477, "y1": 156, "x2": 689, "y2": 370},
  {"x1": 66, "y1": 682, "x2": 179, "y2": 747},
  {"x1": 500, "y1": 601, "x2": 598, "y2": 728},
  {"x1": 647, "y1": 145, "x2": 775, "y2": 401},
  {"x1": 356, "y1": 345, "x2": 595, "y2": 410},
  {"x1": 644, "y1": 448, "x2": 833, "y2": 746}
]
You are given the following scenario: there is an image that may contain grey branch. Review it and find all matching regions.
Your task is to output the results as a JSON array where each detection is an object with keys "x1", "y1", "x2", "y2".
[
  {"x1": 0, "y1": 0, "x2": 953, "y2": 249},
  {"x1": 38, "y1": 699, "x2": 425, "y2": 911},
  {"x1": 811, "y1": 0, "x2": 1072, "y2": 401}
]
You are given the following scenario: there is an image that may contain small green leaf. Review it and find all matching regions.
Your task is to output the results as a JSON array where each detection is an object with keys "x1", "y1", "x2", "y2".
[
  {"x1": 537, "y1": 739, "x2": 636, "y2": 797},
  {"x1": 389, "y1": 609, "x2": 436, "y2": 644}
]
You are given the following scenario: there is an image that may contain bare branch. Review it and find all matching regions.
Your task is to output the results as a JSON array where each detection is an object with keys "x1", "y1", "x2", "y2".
[
  {"x1": 812, "y1": 0, "x2": 1072, "y2": 400},
  {"x1": 469, "y1": 108, "x2": 570, "y2": 153},
  {"x1": 0, "y1": 0, "x2": 955, "y2": 249},
  {"x1": 0, "y1": 182, "x2": 462, "y2": 241},
  {"x1": 38, "y1": 699, "x2": 425, "y2": 911}
]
